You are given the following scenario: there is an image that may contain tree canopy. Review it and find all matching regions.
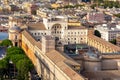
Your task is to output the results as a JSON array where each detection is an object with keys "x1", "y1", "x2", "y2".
[
  {"x1": 0, "y1": 59, "x2": 8, "y2": 69},
  {"x1": 94, "y1": 30, "x2": 101, "y2": 37},
  {"x1": 7, "y1": 46, "x2": 23, "y2": 52},
  {"x1": 7, "y1": 46, "x2": 33, "y2": 79},
  {"x1": 9, "y1": 54, "x2": 26, "y2": 64},
  {"x1": 0, "y1": 39, "x2": 13, "y2": 47},
  {"x1": 114, "y1": 14, "x2": 120, "y2": 18},
  {"x1": 16, "y1": 59, "x2": 33, "y2": 80},
  {"x1": 109, "y1": 39, "x2": 116, "y2": 45},
  {"x1": 0, "y1": 44, "x2": 34, "y2": 79},
  {"x1": 0, "y1": 58, "x2": 9, "y2": 79},
  {"x1": 91, "y1": 0, "x2": 120, "y2": 8}
]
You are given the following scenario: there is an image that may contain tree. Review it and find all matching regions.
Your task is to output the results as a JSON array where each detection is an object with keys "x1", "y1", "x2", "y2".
[
  {"x1": 93, "y1": 0, "x2": 104, "y2": 3},
  {"x1": 0, "y1": 46, "x2": 34, "y2": 80},
  {"x1": 7, "y1": 50, "x2": 24, "y2": 57},
  {"x1": 6, "y1": 46, "x2": 34, "y2": 79},
  {"x1": 16, "y1": 59, "x2": 33, "y2": 80},
  {"x1": 102, "y1": 1, "x2": 120, "y2": 8},
  {"x1": 9, "y1": 54, "x2": 26, "y2": 64},
  {"x1": 114, "y1": 14, "x2": 120, "y2": 18},
  {"x1": 90, "y1": 4, "x2": 97, "y2": 9},
  {"x1": 7, "y1": 47, "x2": 24, "y2": 55},
  {"x1": 94, "y1": 30, "x2": 101, "y2": 37},
  {"x1": 109, "y1": 39, "x2": 116, "y2": 45},
  {"x1": 0, "y1": 59, "x2": 9, "y2": 79},
  {"x1": 0, "y1": 39, "x2": 13, "y2": 47},
  {"x1": 0, "y1": 59, "x2": 8, "y2": 69}
]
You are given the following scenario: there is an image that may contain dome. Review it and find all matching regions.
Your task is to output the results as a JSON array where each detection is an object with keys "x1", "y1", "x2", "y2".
[{"x1": 9, "y1": 25, "x2": 21, "y2": 33}]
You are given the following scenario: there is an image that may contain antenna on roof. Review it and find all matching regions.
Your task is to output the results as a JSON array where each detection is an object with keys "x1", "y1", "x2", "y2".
[{"x1": 75, "y1": 45, "x2": 79, "y2": 54}]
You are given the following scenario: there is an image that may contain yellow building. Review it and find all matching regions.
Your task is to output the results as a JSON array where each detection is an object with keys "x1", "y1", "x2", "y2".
[{"x1": 51, "y1": 3, "x2": 60, "y2": 9}]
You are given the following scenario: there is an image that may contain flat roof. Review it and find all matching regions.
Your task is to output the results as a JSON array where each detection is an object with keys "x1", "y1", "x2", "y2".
[
  {"x1": 68, "y1": 26, "x2": 86, "y2": 30},
  {"x1": 26, "y1": 22, "x2": 46, "y2": 30}
]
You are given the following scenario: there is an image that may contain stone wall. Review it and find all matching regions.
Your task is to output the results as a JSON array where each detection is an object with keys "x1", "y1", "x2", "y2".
[{"x1": 87, "y1": 34, "x2": 120, "y2": 53}]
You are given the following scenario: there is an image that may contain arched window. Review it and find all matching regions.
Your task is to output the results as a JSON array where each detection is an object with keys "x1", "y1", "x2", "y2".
[
  {"x1": 15, "y1": 35, "x2": 17, "y2": 40},
  {"x1": 51, "y1": 24, "x2": 62, "y2": 36}
]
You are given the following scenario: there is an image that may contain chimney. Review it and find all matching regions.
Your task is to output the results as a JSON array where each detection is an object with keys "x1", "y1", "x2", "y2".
[{"x1": 41, "y1": 35, "x2": 55, "y2": 53}]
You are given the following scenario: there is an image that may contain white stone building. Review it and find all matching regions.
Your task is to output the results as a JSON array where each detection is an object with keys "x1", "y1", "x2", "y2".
[
  {"x1": 9, "y1": 15, "x2": 88, "y2": 45},
  {"x1": 86, "y1": 11, "x2": 105, "y2": 23},
  {"x1": 28, "y1": 16, "x2": 88, "y2": 44},
  {"x1": 95, "y1": 24, "x2": 120, "y2": 41}
]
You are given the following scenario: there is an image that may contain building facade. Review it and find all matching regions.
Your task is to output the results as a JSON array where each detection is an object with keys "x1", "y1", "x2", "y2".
[
  {"x1": 8, "y1": 15, "x2": 120, "y2": 80},
  {"x1": 116, "y1": 34, "x2": 120, "y2": 47},
  {"x1": 86, "y1": 12, "x2": 105, "y2": 23},
  {"x1": 95, "y1": 24, "x2": 120, "y2": 41},
  {"x1": 28, "y1": 16, "x2": 88, "y2": 44}
]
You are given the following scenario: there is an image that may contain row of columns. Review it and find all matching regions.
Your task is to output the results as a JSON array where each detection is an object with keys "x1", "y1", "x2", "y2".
[{"x1": 87, "y1": 36, "x2": 116, "y2": 53}]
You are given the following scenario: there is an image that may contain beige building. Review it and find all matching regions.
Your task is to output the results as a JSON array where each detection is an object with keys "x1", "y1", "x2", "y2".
[
  {"x1": 9, "y1": 25, "x2": 21, "y2": 46},
  {"x1": 43, "y1": 16, "x2": 87, "y2": 44},
  {"x1": 8, "y1": 15, "x2": 120, "y2": 80},
  {"x1": 23, "y1": 16, "x2": 88, "y2": 45},
  {"x1": 9, "y1": 26, "x2": 85, "y2": 80},
  {"x1": 116, "y1": 34, "x2": 120, "y2": 47}
]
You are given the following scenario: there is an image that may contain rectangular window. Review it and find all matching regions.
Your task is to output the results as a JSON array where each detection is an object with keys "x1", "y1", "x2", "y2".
[{"x1": 15, "y1": 35, "x2": 17, "y2": 40}]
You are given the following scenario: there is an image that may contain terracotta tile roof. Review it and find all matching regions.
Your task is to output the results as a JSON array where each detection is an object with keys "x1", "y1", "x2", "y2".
[
  {"x1": 22, "y1": 30, "x2": 84, "y2": 80},
  {"x1": 88, "y1": 35, "x2": 120, "y2": 52},
  {"x1": 102, "y1": 54, "x2": 120, "y2": 59},
  {"x1": 68, "y1": 26, "x2": 86, "y2": 30},
  {"x1": 22, "y1": 29, "x2": 36, "y2": 45},
  {"x1": 26, "y1": 22, "x2": 46, "y2": 30},
  {"x1": 35, "y1": 41, "x2": 42, "y2": 50},
  {"x1": 56, "y1": 61, "x2": 84, "y2": 80},
  {"x1": 46, "y1": 50, "x2": 85, "y2": 80},
  {"x1": 65, "y1": 59, "x2": 80, "y2": 66},
  {"x1": 56, "y1": 49, "x2": 80, "y2": 66},
  {"x1": 46, "y1": 50, "x2": 66, "y2": 64},
  {"x1": 22, "y1": 30, "x2": 42, "y2": 50},
  {"x1": 63, "y1": 65, "x2": 82, "y2": 80}
]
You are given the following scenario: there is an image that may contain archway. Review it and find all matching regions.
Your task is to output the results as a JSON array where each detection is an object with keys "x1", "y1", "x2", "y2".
[
  {"x1": 51, "y1": 24, "x2": 62, "y2": 45},
  {"x1": 51, "y1": 24, "x2": 62, "y2": 37}
]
